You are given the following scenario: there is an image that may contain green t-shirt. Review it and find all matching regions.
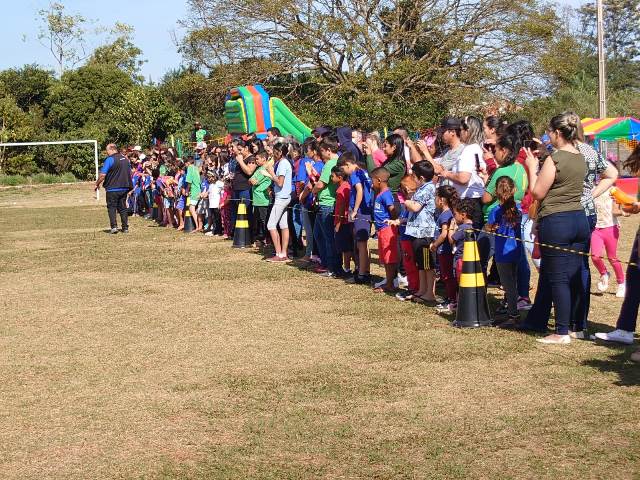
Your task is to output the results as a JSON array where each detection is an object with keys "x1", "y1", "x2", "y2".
[
  {"x1": 317, "y1": 157, "x2": 338, "y2": 207},
  {"x1": 185, "y1": 164, "x2": 201, "y2": 202},
  {"x1": 483, "y1": 162, "x2": 528, "y2": 221},
  {"x1": 195, "y1": 128, "x2": 207, "y2": 143},
  {"x1": 159, "y1": 164, "x2": 167, "y2": 176},
  {"x1": 251, "y1": 167, "x2": 272, "y2": 207}
]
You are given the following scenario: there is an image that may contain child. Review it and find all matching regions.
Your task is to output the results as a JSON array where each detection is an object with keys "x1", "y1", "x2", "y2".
[
  {"x1": 248, "y1": 150, "x2": 272, "y2": 247},
  {"x1": 174, "y1": 163, "x2": 186, "y2": 231},
  {"x1": 404, "y1": 161, "x2": 438, "y2": 305},
  {"x1": 431, "y1": 185, "x2": 460, "y2": 313},
  {"x1": 339, "y1": 152, "x2": 373, "y2": 284},
  {"x1": 592, "y1": 187, "x2": 626, "y2": 297},
  {"x1": 448, "y1": 198, "x2": 476, "y2": 282},
  {"x1": 205, "y1": 172, "x2": 223, "y2": 236},
  {"x1": 331, "y1": 166, "x2": 354, "y2": 274},
  {"x1": 197, "y1": 170, "x2": 210, "y2": 232},
  {"x1": 371, "y1": 167, "x2": 398, "y2": 292},
  {"x1": 220, "y1": 178, "x2": 233, "y2": 239},
  {"x1": 389, "y1": 175, "x2": 420, "y2": 300},
  {"x1": 486, "y1": 176, "x2": 524, "y2": 327}
]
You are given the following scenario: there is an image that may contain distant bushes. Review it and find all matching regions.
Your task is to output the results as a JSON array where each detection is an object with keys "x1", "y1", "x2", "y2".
[{"x1": 0, "y1": 172, "x2": 77, "y2": 186}]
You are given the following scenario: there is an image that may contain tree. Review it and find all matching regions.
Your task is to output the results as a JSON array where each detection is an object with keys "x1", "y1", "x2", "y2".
[
  {"x1": 0, "y1": 65, "x2": 55, "y2": 112},
  {"x1": 87, "y1": 23, "x2": 147, "y2": 83},
  {"x1": 46, "y1": 64, "x2": 133, "y2": 132},
  {"x1": 180, "y1": 0, "x2": 562, "y2": 113},
  {"x1": 0, "y1": 95, "x2": 37, "y2": 174},
  {"x1": 37, "y1": 2, "x2": 88, "y2": 77}
]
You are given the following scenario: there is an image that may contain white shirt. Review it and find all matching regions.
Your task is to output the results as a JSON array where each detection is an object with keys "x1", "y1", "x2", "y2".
[
  {"x1": 452, "y1": 143, "x2": 486, "y2": 199},
  {"x1": 208, "y1": 180, "x2": 223, "y2": 208}
]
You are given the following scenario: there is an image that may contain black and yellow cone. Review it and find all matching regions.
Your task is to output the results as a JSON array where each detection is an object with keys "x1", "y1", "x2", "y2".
[
  {"x1": 452, "y1": 229, "x2": 492, "y2": 328},
  {"x1": 184, "y1": 198, "x2": 195, "y2": 233},
  {"x1": 232, "y1": 200, "x2": 251, "y2": 248}
]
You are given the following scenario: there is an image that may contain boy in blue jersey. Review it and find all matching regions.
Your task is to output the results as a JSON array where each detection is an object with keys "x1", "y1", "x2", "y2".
[
  {"x1": 371, "y1": 167, "x2": 398, "y2": 292},
  {"x1": 339, "y1": 152, "x2": 373, "y2": 284}
]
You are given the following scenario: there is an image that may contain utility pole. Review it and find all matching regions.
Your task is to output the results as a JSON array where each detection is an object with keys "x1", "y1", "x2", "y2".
[{"x1": 597, "y1": 0, "x2": 607, "y2": 118}]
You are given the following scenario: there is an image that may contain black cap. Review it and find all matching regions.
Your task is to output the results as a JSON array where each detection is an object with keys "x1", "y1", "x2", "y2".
[
  {"x1": 441, "y1": 117, "x2": 461, "y2": 130},
  {"x1": 312, "y1": 126, "x2": 331, "y2": 136}
]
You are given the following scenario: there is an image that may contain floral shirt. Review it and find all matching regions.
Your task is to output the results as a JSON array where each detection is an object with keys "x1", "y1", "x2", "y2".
[
  {"x1": 577, "y1": 142, "x2": 608, "y2": 218},
  {"x1": 405, "y1": 182, "x2": 437, "y2": 239}
]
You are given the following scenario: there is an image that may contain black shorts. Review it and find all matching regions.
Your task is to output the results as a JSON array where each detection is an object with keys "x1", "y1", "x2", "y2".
[
  {"x1": 335, "y1": 224, "x2": 354, "y2": 254},
  {"x1": 412, "y1": 237, "x2": 435, "y2": 270}
]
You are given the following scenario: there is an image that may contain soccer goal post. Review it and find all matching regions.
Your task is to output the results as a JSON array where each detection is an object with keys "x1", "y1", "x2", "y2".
[{"x1": 0, "y1": 140, "x2": 100, "y2": 200}]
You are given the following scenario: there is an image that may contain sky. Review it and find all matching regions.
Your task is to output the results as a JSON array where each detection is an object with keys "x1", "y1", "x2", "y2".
[
  {"x1": 0, "y1": 0, "x2": 589, "y2": 82},
  {"x1": 0, "y1": 0, "x2": 188, "y2": 82}
]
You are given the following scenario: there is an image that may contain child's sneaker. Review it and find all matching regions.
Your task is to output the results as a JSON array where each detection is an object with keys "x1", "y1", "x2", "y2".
[
  {"x1": 616, "y1": 283, "x2": 626, "y2": 298},
  {"x1": 436, "y1": 302, "x2": 456, "y2": 313},
  {"x1": 517, "y1": 297, "x2": 532, "y2": 311},
  {"x1": 109, "y1": 228, "x2": 118, "y2": 234},
  {"x1": 395, "y1": 291, "x2": 415, "y2": 301},
  {"x1": 396, "y1": 274, "x2": 408, "y2": 288},
  {"x1": 594, "y1": 329, "x2": 634, "y2": 344},
  {"x1": 374, "y1": 278, "x2": 387, "y2": 289},
  {"x1": 597, "y1": 272, "x2": 610, "y2": 292}
]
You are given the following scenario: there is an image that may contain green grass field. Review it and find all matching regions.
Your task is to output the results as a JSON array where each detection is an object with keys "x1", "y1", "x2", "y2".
[{"x1": 1, "y1": 184, "x2": 639, "y2": 479}]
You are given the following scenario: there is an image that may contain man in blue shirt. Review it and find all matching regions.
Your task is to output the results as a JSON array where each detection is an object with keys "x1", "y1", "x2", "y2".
[{"x1": 95, "y1": 143, "x2": 133, "y2": 234}]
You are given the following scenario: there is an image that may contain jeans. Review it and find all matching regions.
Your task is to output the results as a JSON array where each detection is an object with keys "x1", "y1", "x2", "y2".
[
  {"x1": 231, "y1": 189, "x2": 252, "y2": 235},
  {"x1": 316, "y1": 205, "x2": 340, "y2": 272},
  {"x1": 572, "y1": 213, "x2": 597, "y2": 331},
  {"x1": 301, "y1": 206, "x2": 314, "y2": 257},
  {"x1": 292, "y1": 203, "x2": 304, "y2": 240},
  {"x1": 617, "y1": 230, "x2": 639, "y2": 332},
  {"x1": 106, "y1": 190, "x2": 129, "y2": 230},
  {"x1": 524, "y1": 210, "x2": 590, "y2": 335}
]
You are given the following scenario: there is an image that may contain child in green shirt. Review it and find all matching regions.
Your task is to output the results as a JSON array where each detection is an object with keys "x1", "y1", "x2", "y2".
[{"x1": 249, "y1": 150, "x2": 272, "y2": 246}]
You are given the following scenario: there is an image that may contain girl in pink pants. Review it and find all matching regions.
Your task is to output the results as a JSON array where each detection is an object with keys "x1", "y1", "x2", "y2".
[{"x1": 592, "y1": 189, "x2": 626, "y2": 297}]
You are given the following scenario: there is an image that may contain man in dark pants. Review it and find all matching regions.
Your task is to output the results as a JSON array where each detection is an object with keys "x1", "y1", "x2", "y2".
[{"x1": 95, "y1": 144, "x2": 133, "y2": 234}]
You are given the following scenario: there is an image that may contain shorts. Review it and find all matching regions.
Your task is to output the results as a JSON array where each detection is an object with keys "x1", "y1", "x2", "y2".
[
  {"x1": 353, "y1": 214, "x2": 371, "y2": 242},
  {"x1": 412, "y1": 237, "x2": 436, "y2": 270},
  {"x1": 377, "y1": 225, "x2": 399, "y2": 265},
  {"x1": 335, "y1": 223, "x2": 354, "y2": 253},
  {"x1": 175, "y1": 196, "x2": 185, "y2": 210},
  {"x1": 163, "y1": 197, "x2": 174, "y2": 209},
  {"x1": 267, "y1": 197, "x2": 290, "y2": 230}
]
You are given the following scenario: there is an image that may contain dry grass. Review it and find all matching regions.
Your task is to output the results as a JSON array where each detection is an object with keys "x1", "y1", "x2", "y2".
[{"x1": 0, "y1": 184, "x2": 639, "y2": 479}]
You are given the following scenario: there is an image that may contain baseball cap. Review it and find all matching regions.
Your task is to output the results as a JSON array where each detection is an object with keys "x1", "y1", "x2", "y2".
[
  {"x1": 312, "y1": 126, "x2": 331, "y2": 136},
  {"x1": 440, "y1": 117, "x2": 461, "y2": 130}
]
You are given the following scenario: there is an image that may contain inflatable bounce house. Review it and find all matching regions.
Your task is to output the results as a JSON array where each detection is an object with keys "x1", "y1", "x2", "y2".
[{"x1": 224, "y1": 85, "x2": 312, "y2": 143}]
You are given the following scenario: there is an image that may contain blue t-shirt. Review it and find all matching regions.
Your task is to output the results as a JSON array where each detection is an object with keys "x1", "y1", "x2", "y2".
[
  {"x1": 399, "y1": 205, "x2": 413, "y2": 241},
  {"x1": 488, "y1": 204, "x2": 523, "y2": 263},
  {"x1": 100, "y1": 156, "x2": 129, "y2": 192},
  {"x1": 374, "y1": 189, "x2": 394, "y2": 231},
  {"x1": 405, "y1": 182, "x2": 437, "y2": 239},
  {"x1": 274, "y1": 159, "x2": 293, "y2": 199},
  {"x1": 436, "y1": 209, "x2": 454, "y2": 254},
  {"x1": 296, "y1": 156, "x2": 314, "y2": 183},
  {"x1": 452, "y1": 223, "x2": 473, "y2": 262},
  {"x1": 349, "y1": 169, "x2": 373, "y2": 216}
]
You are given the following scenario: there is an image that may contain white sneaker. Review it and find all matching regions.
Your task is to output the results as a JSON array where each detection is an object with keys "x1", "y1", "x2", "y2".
[
  {"x1": 396, "y1": 274, "x2": 408, "y2": 288},
  {"x1": 537, "y1": 334, "x2": 571, "y2": 344},
  {"x1": 374, "y1": 278, "x2": 387, "y2": 288},
  {"x1": 594, "y1": 329, "x2": 634, "y2": 345},
  {"x1": 597, "y1": 272, "x2": 610, "y2": 292},
  {"x1": 205, "y1": 231, "x2": 214, "y2": 236},
  {"x1": 616, "y1": 283, "x2": 626, "y2": 298}
]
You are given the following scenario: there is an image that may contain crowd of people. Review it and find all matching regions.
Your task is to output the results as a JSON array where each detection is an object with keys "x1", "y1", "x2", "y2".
[{"x1": 95, "y1": 114, "x2": 640, "y2": 357}]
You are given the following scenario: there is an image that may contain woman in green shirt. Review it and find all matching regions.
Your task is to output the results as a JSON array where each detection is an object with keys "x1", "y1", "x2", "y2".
[{"x1": 365, "y1": 134, "x2": 406, "y2": 196}]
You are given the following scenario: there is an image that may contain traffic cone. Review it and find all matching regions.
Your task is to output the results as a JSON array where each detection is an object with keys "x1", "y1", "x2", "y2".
[
  {"x1": 184, "y1": 198, "x2": 196, "y2": 233},
  {"x1": 232, "y1": 200, "x2": 251, "y2": 248},
  {"x1": 452, "y1": 229, "x2": 493, "y2": 328}
]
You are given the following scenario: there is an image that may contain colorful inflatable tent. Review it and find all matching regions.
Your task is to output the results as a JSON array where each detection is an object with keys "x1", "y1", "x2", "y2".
[
  {"x1": 224, "y1": 85, "x2": 312, "y2": 142},
  {"x1": 581, "y1": 117, "x2": 640, "y2": 141}
]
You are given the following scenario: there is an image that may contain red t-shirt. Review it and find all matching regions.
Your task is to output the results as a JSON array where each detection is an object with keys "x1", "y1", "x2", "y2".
[
  {"x1": 334, "y1": 181, "x2": 351, "y2": 226},
  {"x1": 516, "y1": 148, "x2": 532, "y2": 215}
]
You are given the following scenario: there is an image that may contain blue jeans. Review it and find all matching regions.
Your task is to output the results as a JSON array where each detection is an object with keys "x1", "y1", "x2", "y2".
[
  {"x1": 301, "y1": 206, "x2": 314, "y2": 257},
  {"x1": 292, "y1": 203, "x2": 304, "y2": 244},
  {"x1": 524, "y1": 210, "x2": 590, "y2": 335},
  {"x1": 231, "y1": 189, "x2": 252, "y2": 234},
  {"x1": 617, "y1": 230, "x2": 639, "y2": 332},
  {"x1": 572, "y1": 214, "x2": 597, "y2": 331},
  {"x1": 316, "y1": 205, "x2": 340, "y2": 272}
]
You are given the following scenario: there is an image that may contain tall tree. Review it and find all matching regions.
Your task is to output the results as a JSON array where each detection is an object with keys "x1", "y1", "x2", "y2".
[
  {"x1": 87, "y1": 23, "x2": 147, "y2": 83},
  {"x1": 37, "y1": 2, "x2": 88, "y2": 77}
]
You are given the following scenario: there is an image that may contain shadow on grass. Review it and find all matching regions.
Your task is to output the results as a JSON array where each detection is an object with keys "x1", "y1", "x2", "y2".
[{"x1": 581, "y1": 349, "x2": 640, "y2": 387}]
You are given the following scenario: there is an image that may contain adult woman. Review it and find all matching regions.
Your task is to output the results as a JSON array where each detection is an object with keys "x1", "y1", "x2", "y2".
[
  {"x1": 522, "y1": 112, "x2": 590, "y2": 344},
  {"x1": 439, "y1": 115, "x2": 486, "y2": 228},
  {"x1": 230, "y1": 139, "x2": 258, "y2": 234},
  {"x1": 594, "y1": 144, "x2": 640, "y2": 361},
  {"x1": 482, "y1": 116, "x2": 503, "y2": 175},
  {"x1": 263, "y1": 142, "x2": 294, "y2": 261},
  {"x1": 366, "y1": 134, "x2": 406, "y2": 196}
]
